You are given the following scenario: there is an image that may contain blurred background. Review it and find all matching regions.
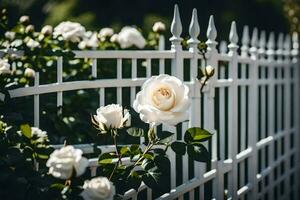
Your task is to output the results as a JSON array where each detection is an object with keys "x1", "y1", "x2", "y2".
[{"x1": 1, "y1": 0, "x2": 300, "y2": 43}]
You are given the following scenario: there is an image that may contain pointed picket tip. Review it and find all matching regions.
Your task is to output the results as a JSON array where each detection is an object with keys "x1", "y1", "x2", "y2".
[
  {"x1": 277, "y1": 33, "x2": 284, "y2": 50},
  {"x1": 207, "y1": 15, "x2": 217, "y2": 41},
  {"x1": 229, "y1": 21, "x2": 239, "y2": 44},
  {"x1": 259, "y1": 30, "x2": 266, "y2": 49},
  {"x1": 170, "y1": 4, "x2": 182, "y2": 41},
  {"x1": 267, "y1": 32, "x2": 275, "y2": 50},
  {"x1": 251, "y1": 28, "x2": 258, "y2": 48},
  {"x1": 188, "y1": 8, "x2": 200, "y2": 44},
  {"x1": 242, "y1": 25, "x2": 250, "y2": 46}
]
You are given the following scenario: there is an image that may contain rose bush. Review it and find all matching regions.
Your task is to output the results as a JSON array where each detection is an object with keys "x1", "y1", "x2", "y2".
[{"x1": 0, "y1": 8, "x2": 215, "y2": 200}]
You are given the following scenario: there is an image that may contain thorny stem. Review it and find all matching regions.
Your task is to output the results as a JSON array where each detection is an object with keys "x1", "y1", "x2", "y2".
[
  {"x1": 133, "y1": 141, "x2": 154, "y2": 168},
  {"x1": 109, "y1": 130, "x2": 122, "y2": 181}
]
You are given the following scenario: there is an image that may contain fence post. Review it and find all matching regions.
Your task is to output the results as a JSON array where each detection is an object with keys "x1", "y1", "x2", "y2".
[
  {"x1": 166, "y1": 4, "x2": 183, "y2": 190},
  {"x1": 248, "y1": 27, "x2": 259, "y2": 200},
  {"x1": 187, "y1": 8, "x2": 202, "y2": 199},
  {"x1": 34, "y1": 72, "x2": 40, "y2": 127},
  {"x1": 57, "y1": 56, "x2": 63, "y2": 114},
  {"x1": 205, "y1": 15, "x2": 219, "y2": 199},
  {"x1": 227, "y1": 21, "x2": 239, "y2": 200},
  {"x1": 291, "y1": 32, "x2": 300, "y2": 199},
  {"x1": 283, "y1": 34, "x2": 292, "y2": 200}
]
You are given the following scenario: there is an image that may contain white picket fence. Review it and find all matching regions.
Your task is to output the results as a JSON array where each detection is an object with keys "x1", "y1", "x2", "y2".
[{"x1": 3, "y1": 5, "x2": 300, "y2": 200}]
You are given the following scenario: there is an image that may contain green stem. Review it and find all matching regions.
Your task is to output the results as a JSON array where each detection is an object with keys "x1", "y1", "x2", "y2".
[{"x1": 109, "y1": 130, "x2": 122, "y2": 181}]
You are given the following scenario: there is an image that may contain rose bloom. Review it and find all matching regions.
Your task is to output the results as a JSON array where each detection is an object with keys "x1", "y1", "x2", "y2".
[
  {"x1": 46, "y1": 145, "x2": 89, "y2": 179},
  {"x1": 110, "y1": 34, "x2": 119, "y2": 43},
  {"x1": 204, "y1": 65, "x2": 215, "y2": 77},
  {"x1": 133, "y1": 74, "x2": 191, "y2": 126},
  {"x1": 53, "y1": 21, "x2": 86, "y2": 42},
  {"x1": 31, "y1": 127, "x2": 48, "y2": 143},
  {"x1": 24, "y1": 68, "x2": 35, "y2": 78},
  {"x1": 0, "y1": 59, "x2": 11, "y2": 75},
  {"x1": 117, "y1": 26, "x2": 146, "y2": 49},
  {"x1": 5, "y1": 31, "x2": 15, "y2": 40},
  {"x1": 81, "y1": 177, "x2": 115, "y2": 200},
  {"x1": 99, "y1": 28, "x2": 114, "y2": 40},
  {"x1": 41, "y1": 25, "x2": 53, "y2": 35},
  {"x1": 92, "y1": 104, "x2": 130, "y2": 132},
  {"x1": 152, "y1": 21, "x2": 166, "y2": 33},
  {"x1": 78, "y1": 32, "x2": 99, "y2": 49},
  {"x1": 26, "y1": 38, "x2": 40, "y2": 48}
]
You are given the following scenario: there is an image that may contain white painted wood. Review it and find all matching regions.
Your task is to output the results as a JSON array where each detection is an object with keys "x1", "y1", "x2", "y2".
[
  {"x1": 227, "y1": 21, "x2": 239, "y2": 200},
  {"x1": 248, "y1": 27, "x2": 259, "y2": 200},
  {"x1": 117, "y1": 58, "x2": 122, "y2": 104},
  {"x1": 34, "y1": 72, "x2": 40, "y2": 127},
  {"x1": 57, "y1": 57, "x2": 63, "y2": 110},
  {"x1": 91, "y1": 58, "x2": 97, "y2": 78}
]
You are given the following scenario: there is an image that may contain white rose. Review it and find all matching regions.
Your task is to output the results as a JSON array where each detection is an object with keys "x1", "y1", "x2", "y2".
[
  {"x1": 81, "y1": 177, "x2": 115, "y2": 200},
  {"x1": 46, "y1": 145, "x2": 89, "y2": 179},
  {"x1": 78, "y1": 32, "x2": 99, "y2": 49},
  {"x1": 110, "y1": 34, "x2": 118, "y2": 43},
  {"x1": 19, "y1": 15, "x2": 29, "y2": 24},
  {"x1": 25, "y1": 25, "x2": 35, "y2": 33},
  {"x1": 152, "y1": 21, "x2": 166, "y2": 33},
  {"x1": 26, "y1": 38, "x2": 40, "y2": 48},
  {"x1": 99, "y1": 28, "x2": 114, "y2": 40},
  {"x1": 117, "y1": 26, "x2": 146, "y2": 49},
  {"x1": 204, "y1": 65, "x2": 215, "y2": 77},
  {"x1": 92, "y1": 104, "x2": 130, "y2": 132},
  {"x1": 5, "y1": 31, "x2": 15, "y2": 40},
  {"x1": 0, "y1": 59, "x2": 11, "y2": 75},
  {"x1": 24, "y1": 68, "x2": 35, "y2": 78},
  {"x1": 133, "y1": 74, "x2": 191, "y2": 126},
  {"x1": 53, "y1": 21, "x2": 86, "y2": 42},
  {"x1": 31, "y1": 127, "x2": 48, "y2": 143},
  {"x1": 41, "y1": 25, "x2": 53, "y2": 35}
]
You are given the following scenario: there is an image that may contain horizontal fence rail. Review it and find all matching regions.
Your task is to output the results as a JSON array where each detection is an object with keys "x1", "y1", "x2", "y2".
[{"x1": 1, "y1": 4, "x2": 300, "y2": 200}]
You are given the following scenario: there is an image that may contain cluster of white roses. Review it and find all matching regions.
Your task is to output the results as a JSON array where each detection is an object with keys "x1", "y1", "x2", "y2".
[
  {"x1": 47, "y1": 145, "x2": 114, "y2": 200},
  {"x1": 46, "y1": 74, "x2": 190, "y2": 199},
  {"x1": 51, "y1": 21, "x2": 148, "y2": 49}
]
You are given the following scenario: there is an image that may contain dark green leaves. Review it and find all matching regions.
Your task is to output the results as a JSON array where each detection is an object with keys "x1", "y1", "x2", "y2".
[
  {"x1": 170, "y1": 127, "x2": 212, "y2": 163},
  {"x1": 127, "y1": 127, "x2": 144, "y2": 137},
  {"x1": 157, "y1": 131, "x2": 174, "y2": 143},
  {"x1": 187, "y1": 143, "x2": 210, "y2": 162},
  {"x1": 171, "y1": 141, "x2": 186, "y2": 155},
  {"x1": 184, "y1": 127, "x2": 213, "y2": 143}
]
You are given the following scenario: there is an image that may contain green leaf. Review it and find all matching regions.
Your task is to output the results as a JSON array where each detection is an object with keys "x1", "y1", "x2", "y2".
[
  {"x1": 120, "y1": 146, "x2": 130, "y2": 155},
  {"x1": 143, "y1": 153, "x2": 154, "y2": 160},
  {"x1": 20, "y1": 124, "x2": 31, "y2": 138},
  {"x1": 157, "y1": 131, "x2": 174, "y2": 143},
  {"x1": 98, "y1": 153, "x2": 117, "y2": 164},
  {"x1": 127, "y1": 171, "x2": 142, "y2": 190},
  {"x1": 184, "y1": 127, "x2": 213, "y2": 143},
  {"x1": 127, "y1": 127, "x2": 144, "y2": 137},
  {"x1": 171, "y1": 141, "x2": 186, "y2": 155},
  {"x1": 50, "y1": 183, "x2": 65, "y2": 190},
  {"x1": 187, "y1": 143, "x2": 210, "y2": 162}
]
